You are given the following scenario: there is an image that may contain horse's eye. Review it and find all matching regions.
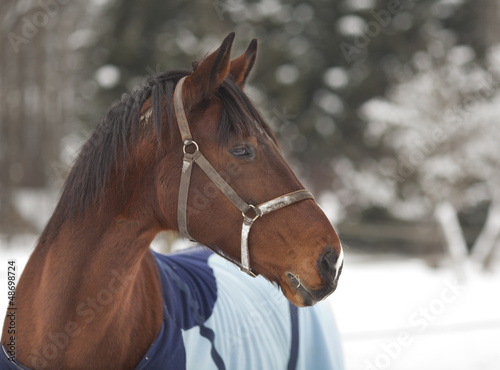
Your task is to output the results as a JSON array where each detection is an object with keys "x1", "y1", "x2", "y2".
[{"x1": 229, "y1": 145, "x2": 255, "y2": 159}]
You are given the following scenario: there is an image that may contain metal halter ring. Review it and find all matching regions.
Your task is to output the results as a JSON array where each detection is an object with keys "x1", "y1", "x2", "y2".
[
  {"x1": 183, "y1": 139, "x2": 199, "y2": 154},
  {"x1": 242, "y1": 204, "x2": 262, "y2": 222}
]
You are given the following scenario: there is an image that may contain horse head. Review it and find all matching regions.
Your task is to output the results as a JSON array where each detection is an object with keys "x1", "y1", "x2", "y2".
[{"x1": 153, "y1": 33, "x2": 343, "y2": 307}]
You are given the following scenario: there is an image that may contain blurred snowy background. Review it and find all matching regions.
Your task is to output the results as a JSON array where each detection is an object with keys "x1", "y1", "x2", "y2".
[{"x1": 1, "y1": 0, "x2": 500, "y2": 369}]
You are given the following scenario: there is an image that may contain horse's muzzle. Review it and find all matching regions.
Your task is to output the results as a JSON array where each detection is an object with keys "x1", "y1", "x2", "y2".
[{"x1": 287, "y1": 246, "x2": 344, "y2": 306}]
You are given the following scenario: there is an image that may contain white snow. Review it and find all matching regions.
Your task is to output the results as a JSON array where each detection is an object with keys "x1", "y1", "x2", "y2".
[
  {"x1": 329, "y1": 252, "x2": 500, "y2": 370},
  {"x1": 337, "y1": 15, "x2": 367, "y2": 37},
  {"x1": 94, "y1": 65, "x2": 121, "y2": 89}
]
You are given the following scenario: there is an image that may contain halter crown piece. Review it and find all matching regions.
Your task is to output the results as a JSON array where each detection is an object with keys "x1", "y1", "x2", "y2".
[{"x1": 174, "y1": 77, "x2": 314, "y2": 277}]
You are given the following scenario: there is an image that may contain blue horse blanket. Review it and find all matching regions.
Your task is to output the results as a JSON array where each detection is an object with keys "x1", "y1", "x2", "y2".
[{"x1": 2, "y1": 247, "x2": 343, "y2": 369}]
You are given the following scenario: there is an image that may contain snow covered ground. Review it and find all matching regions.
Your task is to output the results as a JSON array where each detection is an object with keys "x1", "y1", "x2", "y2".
[
  {"x1": 330, "y1": 252, "x2": 500, "y2": 370},
  {"x1": 1, "y1": 236, "x2": 499, "y2": 370}
]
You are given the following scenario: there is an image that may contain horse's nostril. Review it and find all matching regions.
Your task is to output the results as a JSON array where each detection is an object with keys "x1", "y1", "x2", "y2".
[
  {"x1": 318, "y1": 248, "x2": 338, "y2": 280},
  {"x1": 321, "y1": 254, "x2": 331, "y2": 272}
]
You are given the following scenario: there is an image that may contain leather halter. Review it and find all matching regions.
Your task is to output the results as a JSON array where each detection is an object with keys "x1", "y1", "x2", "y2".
[{"x1": 174, "y1": 77, "x2": 314, "y2": 277}]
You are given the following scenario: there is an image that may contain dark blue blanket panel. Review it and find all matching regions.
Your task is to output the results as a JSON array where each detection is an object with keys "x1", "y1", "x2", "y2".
[
  {"x1": 137, "y1": 248, "x2": 220, "y2": 369},
  {"x1": 287, "y1": 303, "x2": 299, "y2": 370}
]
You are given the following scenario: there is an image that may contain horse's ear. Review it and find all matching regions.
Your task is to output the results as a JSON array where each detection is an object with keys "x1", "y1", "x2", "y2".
[
  {"x1": 230, "y1": 39, "x2": 257, "y2": 88},
  {"x1": 182, "y1": 32, "x2": 235, "y2": 110}
]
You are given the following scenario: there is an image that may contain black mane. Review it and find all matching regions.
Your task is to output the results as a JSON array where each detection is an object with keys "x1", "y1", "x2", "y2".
[{"x1": 39, "y1": 68, "x2": 276, "y2": 245}]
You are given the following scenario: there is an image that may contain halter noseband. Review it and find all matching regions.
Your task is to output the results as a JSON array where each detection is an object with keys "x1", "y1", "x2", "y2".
[{"x1": 174, "y1": 77, "x2": 314, "y2": 277}]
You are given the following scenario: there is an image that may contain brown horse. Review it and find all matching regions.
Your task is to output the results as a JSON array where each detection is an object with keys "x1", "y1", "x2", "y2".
[{"x1": 1, "y1": 33, "x2": 343, "y2": 369}]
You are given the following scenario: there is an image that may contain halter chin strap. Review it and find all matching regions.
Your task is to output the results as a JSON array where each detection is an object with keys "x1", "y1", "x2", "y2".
[{"x1": 174, "y1": 76, "x2": 314, "y2": 277}]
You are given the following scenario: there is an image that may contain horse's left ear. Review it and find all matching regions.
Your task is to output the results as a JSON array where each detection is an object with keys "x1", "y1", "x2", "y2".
[
  {"x1": 182, "y1": 32, "x2": 235, "y2": 110},
  {"x1": 230, "y1": 39, "x2": 257, "y2": 88}
]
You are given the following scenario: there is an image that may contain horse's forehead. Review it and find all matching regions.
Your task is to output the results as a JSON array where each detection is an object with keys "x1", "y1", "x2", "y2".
[
  {"x1": 196, "y1": 97, "x2": 223, "y2": 120},
  {"x1": 255, "y1": 122, "x2": 276, "y2": 147},
  {"x1": 138, "y1": 91, "x2": 275, "y2": 148}
]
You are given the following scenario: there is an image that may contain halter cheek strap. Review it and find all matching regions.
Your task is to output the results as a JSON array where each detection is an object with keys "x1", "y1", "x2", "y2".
[{"x1": 173, "y1": 76, "x2": 314, "y2": 277}]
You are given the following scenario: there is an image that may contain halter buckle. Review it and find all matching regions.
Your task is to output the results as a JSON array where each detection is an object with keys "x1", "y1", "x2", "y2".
[
  {"x1": 242, "y1": 204, "x2": 261, "y2": 222},
  {"x1": 183, "y1": 139, "x2": 199, "y2": 154},
  {"x1": 240, "y1": 267, "x2": 258, "y2": 278}
]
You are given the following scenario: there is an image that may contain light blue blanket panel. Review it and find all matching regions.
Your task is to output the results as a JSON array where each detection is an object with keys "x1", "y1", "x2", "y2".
[{"x1": 182, "y1": 253, "x2": 343, "y2": 370}]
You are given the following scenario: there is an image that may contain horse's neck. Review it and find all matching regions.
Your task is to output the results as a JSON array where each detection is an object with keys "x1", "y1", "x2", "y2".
[{"x1": 5, "y1": 214, "x2": 163, "y2": 369}]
